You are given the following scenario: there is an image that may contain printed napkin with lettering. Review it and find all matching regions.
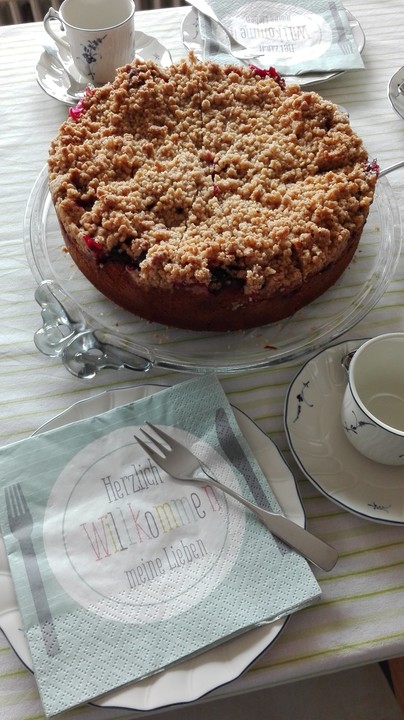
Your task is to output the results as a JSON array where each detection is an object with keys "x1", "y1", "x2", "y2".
[
  {"x1": 0, "y1": 376, "x2": 320, "y2": 717},
  {"x1": 192, "y1": 0, "x2": 364, "y2": 74}
]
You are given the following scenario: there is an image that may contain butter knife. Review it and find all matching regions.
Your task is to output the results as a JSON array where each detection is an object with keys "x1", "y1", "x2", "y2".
[{"x1": 216, "y1": 408, "x2": 274, "y2": 509}]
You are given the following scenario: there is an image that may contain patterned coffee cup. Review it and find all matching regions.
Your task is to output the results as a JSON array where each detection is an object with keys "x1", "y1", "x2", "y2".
[
  {"x1": 44, "y1": 0, "x2": 135, "y2": 84},
  {"x1": 342, "y1": 333, "x2": 404, "y2": 465}
]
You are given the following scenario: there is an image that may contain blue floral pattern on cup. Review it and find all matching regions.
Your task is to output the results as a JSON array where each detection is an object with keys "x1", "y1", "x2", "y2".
[
  {"x1": 79, "y1": 35, "x2": 107, "y2": 82},
  {"x1": 342, "y1": 409, "x2": 376, "y2": 435}
]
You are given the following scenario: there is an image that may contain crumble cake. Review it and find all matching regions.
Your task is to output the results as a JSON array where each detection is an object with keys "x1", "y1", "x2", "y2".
[{"x1": 48, "y1": 54, "x2": 378, "y2": 331}]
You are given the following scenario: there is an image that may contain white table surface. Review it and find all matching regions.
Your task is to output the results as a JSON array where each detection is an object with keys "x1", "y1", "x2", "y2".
[{"x1": 1, "y1": 2, "x2": 404, "y2": 718}]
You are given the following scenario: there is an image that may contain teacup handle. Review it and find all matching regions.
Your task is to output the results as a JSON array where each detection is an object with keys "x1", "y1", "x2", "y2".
[{"x1": 43, "y1": 7, "x2": 70, "y2": 51}]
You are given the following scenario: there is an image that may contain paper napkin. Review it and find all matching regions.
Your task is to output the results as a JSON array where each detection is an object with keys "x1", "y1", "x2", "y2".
[
  {"x1": 193, "y1": 0, "x2": 364, "y2": 74},
  {"x1": 0, "y1": 376, "x2": 320, "y2": 717}
]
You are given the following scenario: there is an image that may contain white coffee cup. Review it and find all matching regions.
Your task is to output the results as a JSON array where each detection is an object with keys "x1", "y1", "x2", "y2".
[
  {"x1": 44, "y1": 0, "x2": 135, "y2": 85},
  {"x1": 341, "y1": 333, "x2": 404, "y2": 465}
]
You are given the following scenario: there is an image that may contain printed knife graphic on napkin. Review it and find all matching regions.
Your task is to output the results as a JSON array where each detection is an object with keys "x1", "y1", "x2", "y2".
[
  {"x1": 5, "y1": 483, "x2": 60, "y2": 657},
  {"x1": 215, "y1": 408, "x2": 286, "y2": 552}
]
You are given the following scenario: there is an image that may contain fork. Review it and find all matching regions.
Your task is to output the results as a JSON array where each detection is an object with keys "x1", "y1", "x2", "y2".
[
  {"x1": 134, "y1": 423, "x2": 338, "y2": 571},
  {"x1": 5, "y1": 483, "x2": 60, "y2": 656}
]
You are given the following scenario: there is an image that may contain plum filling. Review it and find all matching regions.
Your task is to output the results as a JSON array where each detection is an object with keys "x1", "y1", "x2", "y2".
[
  {"x1": 208, "y1": 266, "x2": 245, "y2": 293},
  {"x1": 83, "y1": 235, "x2": 104, "y2": 258},
  {"x1": 249, "y1": 65, "x2": 286, "y2": 90},
  {"x1": 366, "y1": 159, "x2": 380, "y2": 177}
]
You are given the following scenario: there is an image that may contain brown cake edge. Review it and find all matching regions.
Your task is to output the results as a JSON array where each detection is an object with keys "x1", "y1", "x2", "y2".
[{"x1": 60, "y1": 221, "x2": 364, "y2": 332}]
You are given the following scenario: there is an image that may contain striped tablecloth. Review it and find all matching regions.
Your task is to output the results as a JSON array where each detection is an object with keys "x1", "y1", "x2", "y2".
[{"x1": 1, "y1": 2, "x2": 404, "y2": 718}]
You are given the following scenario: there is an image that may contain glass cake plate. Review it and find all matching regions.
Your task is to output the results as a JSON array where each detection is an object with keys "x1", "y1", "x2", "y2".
[{"x1": 24, "y1": 165, "x2": 401, "y2": 376}]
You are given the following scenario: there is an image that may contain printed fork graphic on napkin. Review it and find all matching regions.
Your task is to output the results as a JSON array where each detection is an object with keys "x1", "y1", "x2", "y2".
[
  {"x1": 0, "y1": 376, "x2": 320, "y2": 717},
  {"x1": 193, "y1": 0, "x2": 364, "y2": 73}
]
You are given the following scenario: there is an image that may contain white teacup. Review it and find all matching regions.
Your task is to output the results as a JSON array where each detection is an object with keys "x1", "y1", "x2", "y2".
[
  {"x1": 342, "y1": 333, "x2": 404, "y2": 465},
  {"x1": 44, "y1": 0, "x2": 135, "y2": 85}
]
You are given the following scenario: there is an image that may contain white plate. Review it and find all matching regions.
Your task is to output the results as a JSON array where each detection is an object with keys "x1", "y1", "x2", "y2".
[
  {"x1": 36, "y1": 32, "x2": 172, "y2": 105},
  {"x1": 388, "y1": 65, "x2": 404, "y2": 121},
  {"x1": 285, "y1": 339, "x2": 404, "y2": 525},
  {"x1": 181, "y1": 7, "x2": 365, "y2": 86},
  {"x1": 0, "y1": 384, "x2": 304, "y2": 711}
]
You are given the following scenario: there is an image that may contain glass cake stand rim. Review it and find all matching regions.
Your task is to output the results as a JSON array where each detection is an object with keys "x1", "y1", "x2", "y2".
[{"x1": 24, "y1": 165, "x2": 402, "y2": 375}]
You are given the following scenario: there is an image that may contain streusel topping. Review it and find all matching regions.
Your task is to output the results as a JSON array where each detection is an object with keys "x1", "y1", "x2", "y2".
[{"x1": 49, "y1": 54, "x2": 377, "y2": 297}]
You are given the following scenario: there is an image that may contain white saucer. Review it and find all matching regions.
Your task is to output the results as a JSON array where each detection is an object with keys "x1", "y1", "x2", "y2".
[
  {"x1": 285, "y1": 339, "x2": 404, "y2": 525},
  {"x1": 36, "y1": 32, "x2": 172, "y2": 105},
  {"x1": 181, "y1": 7, "x2": 365, "y2": 87},
  {"x1": 0, "y1": 384, "x2": 303, "y2": 712}
]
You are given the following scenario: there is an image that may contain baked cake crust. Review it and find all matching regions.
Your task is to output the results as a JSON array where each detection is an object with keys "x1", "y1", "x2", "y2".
[{"x1": 48, "y1": 54, "x2": 378, "y2": 332}]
